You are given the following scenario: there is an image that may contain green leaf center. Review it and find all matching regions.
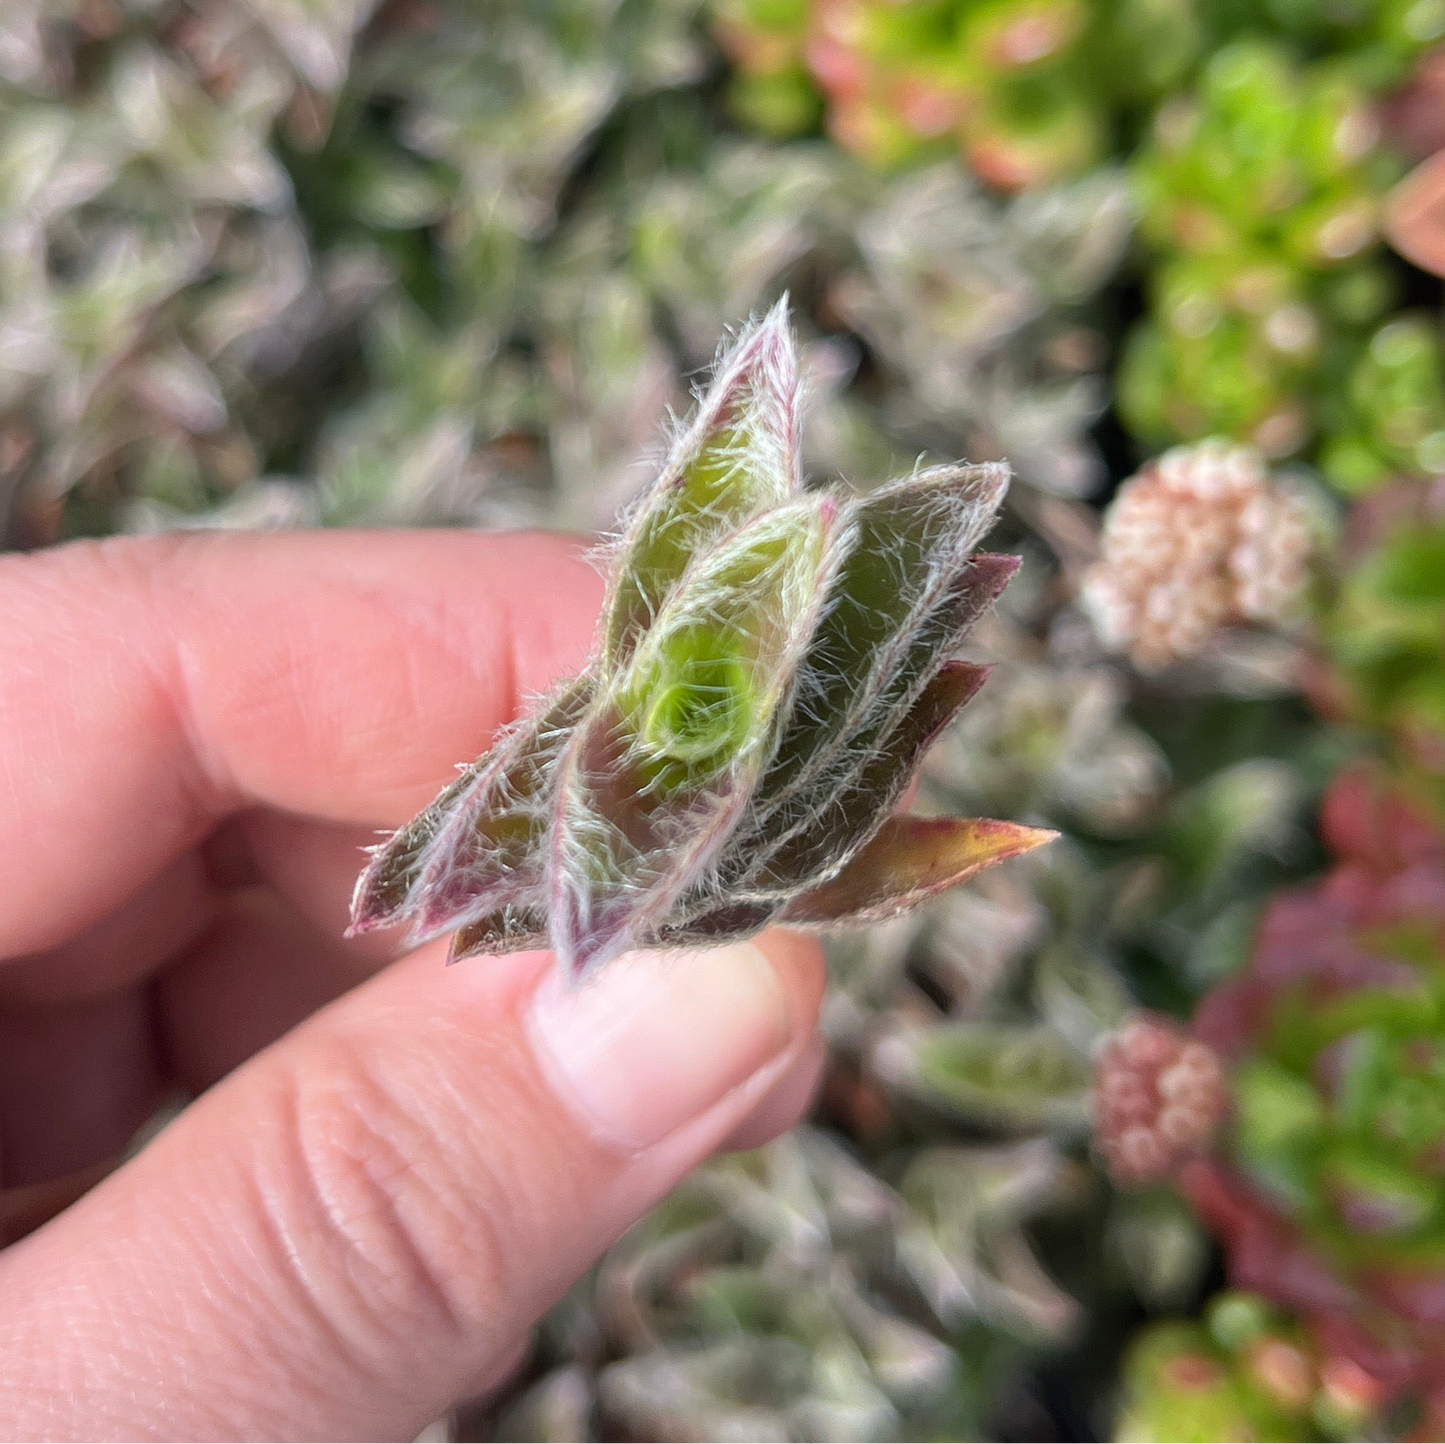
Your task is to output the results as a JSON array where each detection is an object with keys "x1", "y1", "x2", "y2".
[{"x1": 639, "y1": 625, "x2": 754, "y2": 770}]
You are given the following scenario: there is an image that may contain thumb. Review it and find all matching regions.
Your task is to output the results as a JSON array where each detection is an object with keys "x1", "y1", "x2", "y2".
[{"x1": 0, "y1": 933, "x2": 824, "y2": 1441}]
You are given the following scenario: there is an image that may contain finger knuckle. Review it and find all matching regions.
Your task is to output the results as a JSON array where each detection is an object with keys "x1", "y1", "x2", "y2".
[{"x1": 260, "y1": 1028, "x2": 520, "y2": 1361}]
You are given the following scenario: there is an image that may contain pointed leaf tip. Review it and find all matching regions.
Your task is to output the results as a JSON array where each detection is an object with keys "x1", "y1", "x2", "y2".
[
  {"x1": 916, "y1": 458, "x2": 1012, "y2": 513},
  {"x1": 966, "y1": 550, "x2": 1022, "y2": 594},
  {"x1": 349, "y1": 805, "x2": 455, "y2": 935},
  {"x1": 782, "y1": 816, "x2": 1057, "y2": 926},
  {"x1": 602, "y1": 304, "x2": 803, "y2": 671}
]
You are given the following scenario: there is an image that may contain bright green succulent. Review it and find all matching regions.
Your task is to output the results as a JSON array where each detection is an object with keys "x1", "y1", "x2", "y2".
[
  {"x1": 1120, "y1": 40, "x2": 1404, "y2": 461},
  {"x1": 1118, "y1": 253, "x2": 1339, "y2": 458},
  {"x1": 714, "y1": 0, "x2": 1443, "y2": 199},
  {"x1": 1115, "y1": 1292, "x2": 1388, "y2": 1442},
  {"x1": 350, "y1": 304, "x2": 1052, "y2": 974},
  {"x1": 715, "y1": 0, "x2": 1199, "y2": 189},
  {"x1": 1202, "y1": 0, "x2": 1445, "y2": 88},
  {"x1": 1327, "y1": 504, "x2": 1445, "y2": 795},
  {"x1": 1132, "y1": 44, "x2": 1396, "y2": 261},
  {"x1": 1318, "y1": 315, "x2": 1445, "y2": 494}
]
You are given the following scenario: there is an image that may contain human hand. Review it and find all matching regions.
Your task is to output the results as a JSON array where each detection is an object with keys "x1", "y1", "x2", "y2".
[{"x1": 0, "y1": 530, "x2": 825, "y2": 1440}]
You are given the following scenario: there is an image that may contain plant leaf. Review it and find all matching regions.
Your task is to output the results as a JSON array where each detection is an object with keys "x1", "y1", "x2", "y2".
[
  {"x1": 751, "y1": 465, "x2": 1011, "y2": 803},
  {"x1": 348, "y1": 678, "x2": 592, "y2": 939},
  {"x1": 655, "y1": 899, "x2": 781, "y2": 947},
  {"x1": 782, "y1": 815, "x2": 1056, "y2": 926},
  {"x1": 666, "y1": 659, "x2": 994, "y2": 934},
  {"x1": 738, "y1": 467, "x2": 1011, "y2": 846},
  {"x1": 748, "y1": 660, "x2": 994, "y2": 896},
  {"x1": 449, "y1": 903, "x2": 548, "y2": 963},
  {"x1": 602, "y1": 298, "x2": 801, "y2": 673},
  {"x1": 890, "y1": 1022, "x2": 1092, "y2": 1132}
]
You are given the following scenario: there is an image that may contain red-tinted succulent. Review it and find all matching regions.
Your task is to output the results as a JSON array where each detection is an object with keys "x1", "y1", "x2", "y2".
[{"x1": 1181, "y1": 765, "x2": 1445, "y2": 1400}]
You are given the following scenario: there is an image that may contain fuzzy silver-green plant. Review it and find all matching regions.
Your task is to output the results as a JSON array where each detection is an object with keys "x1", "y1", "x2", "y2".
[
  {"x1": 496, "y1": 1127, "x2": 1083, "y2": 1442},
  {"x1": 350, "y1": 302, "x2": 1052, "y2": 975}
]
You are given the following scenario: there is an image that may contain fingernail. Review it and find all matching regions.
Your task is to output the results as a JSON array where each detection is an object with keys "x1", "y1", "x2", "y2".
[{"x1": 528, "y1": 943, "x2": 792, "y2": 1150}]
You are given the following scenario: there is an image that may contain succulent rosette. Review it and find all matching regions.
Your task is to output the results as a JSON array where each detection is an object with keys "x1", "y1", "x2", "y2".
[
  {"x1": 1115, "y1": 1291, "x2": 1390, "y2": 1443},
  {"x1": 1180, "y1": 766, "x2": 1445, "y2": 1394},
  {"x1": 1319, "y1": 316, "x2": 1445, "y2": 495},
  {"x1": 1323, "y1": 491, "x2": 1445, "y2": 797},
  {"x1": 350, "y1": 303, "x2": 1052, "y2": 975},
  {"x1": 1120, "y1": 41, "x2": 1404, "y2": 463}
]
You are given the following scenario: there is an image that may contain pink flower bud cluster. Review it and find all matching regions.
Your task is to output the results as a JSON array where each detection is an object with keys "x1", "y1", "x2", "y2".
[
  {"x1": 1093, "y1": 1012, "x2": 1228, "y2": 1186},
  {"x1": 1081, "y1": 440, "x2": 1315, "y2": 669}
]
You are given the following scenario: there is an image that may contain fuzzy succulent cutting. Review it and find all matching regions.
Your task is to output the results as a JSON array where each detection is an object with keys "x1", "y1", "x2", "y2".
[{"x1": 349, "y1": 302, "x2": 1054, "y2": 976}]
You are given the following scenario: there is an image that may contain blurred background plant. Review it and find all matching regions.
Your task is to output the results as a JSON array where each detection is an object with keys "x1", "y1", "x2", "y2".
[
  {"x1": 1114, "y1": 1290, "x2": 1394, "y2": 1441},
  {"x1": 3, "y1": 0, "x2": 1444, "y2": 1438},
  {"x1": 1119, "y1": 41, "x2": 1405, "y2": 469}
]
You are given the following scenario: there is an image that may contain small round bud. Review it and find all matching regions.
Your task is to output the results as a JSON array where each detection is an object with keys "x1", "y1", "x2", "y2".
[
  {"x1": 1080, "y1": 439, "x2": 1316, "y2": 670},
  {"x1": 1094, "y1": 1013, "x2": 1229, "y2": 1186}
]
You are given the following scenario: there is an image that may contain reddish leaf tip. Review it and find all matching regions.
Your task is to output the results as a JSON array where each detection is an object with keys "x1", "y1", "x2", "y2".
[{"x1": 782, "y1": 815, "x2": 1058, "y2": 926}]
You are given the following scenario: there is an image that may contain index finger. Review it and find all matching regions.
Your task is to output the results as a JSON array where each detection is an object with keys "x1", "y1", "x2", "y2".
[{"x1": 0, "y1": 529, "x2": 602, "y2": 956}]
